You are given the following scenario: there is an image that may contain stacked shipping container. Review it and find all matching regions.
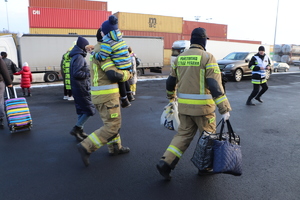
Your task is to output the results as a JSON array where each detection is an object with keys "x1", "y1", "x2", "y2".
[
  {"x1": 272, "y1": 44, "x2": 300, "y2": 64},
  {"x1": 28, "y1": 0, "x2": 109, "y2": 35},
  {"x1": 28, "y1": 0, "x2": 262, "y2": 65}
]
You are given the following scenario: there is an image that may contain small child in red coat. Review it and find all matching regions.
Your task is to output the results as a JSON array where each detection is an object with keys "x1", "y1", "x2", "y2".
[{"x1": 14, "y1": 62, "x2": 33, "y2": 97}]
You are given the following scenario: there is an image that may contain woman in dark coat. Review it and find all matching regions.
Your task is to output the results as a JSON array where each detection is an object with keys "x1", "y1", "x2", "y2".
[{"x1": 69, "y1": 36, "x2": 96, "y2": 141}]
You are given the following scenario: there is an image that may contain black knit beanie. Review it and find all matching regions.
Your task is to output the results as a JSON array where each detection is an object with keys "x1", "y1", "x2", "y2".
[
  {"x1": 96, "y1": 28, "x2": 103, "y2": 42},
  {"x1": 258, "y1": 46, "x2": 265, "y2": 51},
  {"x1": 190, "y1": 27, "x2": 209, "y2": 50}
]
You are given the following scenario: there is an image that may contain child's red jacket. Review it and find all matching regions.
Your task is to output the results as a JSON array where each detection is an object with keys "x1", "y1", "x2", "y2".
[{"x1": 14, "y1": 66, "x2": 32, "y2": 88}]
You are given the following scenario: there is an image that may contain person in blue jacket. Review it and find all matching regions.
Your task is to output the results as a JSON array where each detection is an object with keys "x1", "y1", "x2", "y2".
[{"x1": 69, "y1": 36, "x2": 96, "y2": 141}]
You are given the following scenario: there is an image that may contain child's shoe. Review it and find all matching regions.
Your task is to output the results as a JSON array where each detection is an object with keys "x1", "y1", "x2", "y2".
[
  {"x1": 120, "y1": 97, "x2": 131, "y2": 108},
  {"x1": 127, "y1": 92, "x2": 135, "y2": 102},
  {"x1": 63, "y1": 96, "x2": 68, "y2": 100},
  {"x1": 28, "y1": 93, "x2": 32, "y2": 97}
]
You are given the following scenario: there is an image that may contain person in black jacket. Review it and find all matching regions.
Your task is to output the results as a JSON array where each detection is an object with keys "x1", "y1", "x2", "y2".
[
  {"x1": 1, "y1": 52, "x2": 18, "y2": 98},
  {"x1": 246, "y1": 46, "x2": 271, "y2": 106},
  {"x1": 0, "y1": 57, "x2": 13, "y2": 128},
  {"x1": 69, "y1": 36, "x2": 96, "y2": 141}
]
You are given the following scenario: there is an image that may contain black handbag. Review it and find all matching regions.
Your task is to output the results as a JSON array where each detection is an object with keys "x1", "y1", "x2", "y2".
[{"x1": 213, "y1": 120, "x2": 242, "y2": 176}]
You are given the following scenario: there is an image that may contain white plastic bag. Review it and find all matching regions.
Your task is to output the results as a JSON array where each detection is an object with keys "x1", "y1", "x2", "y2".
[{"x1": 160, "y1": 101, "x2": 180, "y2": 131}]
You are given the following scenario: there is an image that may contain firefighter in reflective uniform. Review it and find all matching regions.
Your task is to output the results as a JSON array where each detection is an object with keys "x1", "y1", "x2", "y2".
[
  {"x1": 156, "y1": 28, "x2": 232, "y2": 180},
  {"x1": 77, "y1": 28, "x2": 132, "y2": 166},
  {"x1": 246, "y1": 46, "x2": 271, "y2": 106}
]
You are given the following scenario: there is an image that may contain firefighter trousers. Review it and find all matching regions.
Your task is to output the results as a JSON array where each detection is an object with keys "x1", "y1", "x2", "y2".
[
  {"x1": 80, "y1": 97, "x2": 123, "y2": 154},
  {"x1": 161, "y1": 112, "x2": 216, "y2": 169}
]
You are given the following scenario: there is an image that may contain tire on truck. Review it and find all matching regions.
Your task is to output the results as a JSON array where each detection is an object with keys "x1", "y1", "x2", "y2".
[{"x1": 44, "y1": 72, "x2": 58, "y2": 82}]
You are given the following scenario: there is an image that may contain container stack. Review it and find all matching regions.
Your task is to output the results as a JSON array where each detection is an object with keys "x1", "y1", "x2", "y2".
[
  {"x1": 28, "y1": 0, "x2": 111, "y2": 35},
  {"x1": 28, "y1": 0, "x2": 262, "y2": 65},
  {"x1": 272, "y1": 44, "x2": 300, "y2": 64}
]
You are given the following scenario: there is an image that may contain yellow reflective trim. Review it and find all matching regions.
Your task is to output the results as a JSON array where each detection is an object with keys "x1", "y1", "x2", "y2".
[
  {"x1": 111, "y1": 113, "x2": 118, "y2": 118},
  {"x1": 252, "y1": 79, "x2": 267, "y2": 84},
  {"x1": 92, "y1": 63, "x2": 98, "y2": 87},
  {"x1": 121, "y1": 71, "x2": 128, "y2": 82},
  {"x1": 200, "y1": 69, "x2": 205, "y2": 94},
  {"x1": 209, "y1": 117, "x2": 215, "y2": 124},
  {"x1": 177, "y1": 55, "x2": 201, "y2": 66},
  {"x1": 206, "y1": 63, "x2": 219, "y2": 69},
  {"x1": 89, "y1": 132, "x2": 103, "y2": 149},
  {"x1": 178, "y1": 98, "x2": 214, "y2": 105},
  {"x1": 107, "y1": 135, "x2": 121, "y2": 145},
  {"x1": 215, "y1": 95, "x2": 228, "y2": 105},
  {"x1": 91, "y1": 88, "x2": 119, "y2": 95},
  {"x1": 101, "y1": 61, "x2": 114, "y2": 70},
  {"x1": 166, "y1": 90, "x2": 174, "y2": 95},
  {"x1": 167, "y1": 145, "x2": 182, "y2": 158}
]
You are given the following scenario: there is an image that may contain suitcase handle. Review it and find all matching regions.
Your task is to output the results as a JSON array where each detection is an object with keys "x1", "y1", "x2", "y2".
[{"x1": 5, "y1": 86, "x2": 18, "y2": 99}]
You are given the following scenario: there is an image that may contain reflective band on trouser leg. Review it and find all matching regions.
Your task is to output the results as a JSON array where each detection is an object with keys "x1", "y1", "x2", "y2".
[
  {"x1": 88, "y1": 132, "x2": 104, "y2": 149},
  {"x1": 214, "y1": 95, "x2": 228, "y2": 105},
  {"x1": 167, "y1": 145, "x2": 183, "y2": 158},
  {"x1": 107, "y1": 135, "x2": 121, "y2": 145},
  {"x1": 178, "y1": 98, "x2": 214, "y2": 105}
]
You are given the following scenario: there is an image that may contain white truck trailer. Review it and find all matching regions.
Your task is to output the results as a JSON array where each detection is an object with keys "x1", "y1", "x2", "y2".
[{"x1": 0, "y1": 34, "x2": 164, "y2": 82}]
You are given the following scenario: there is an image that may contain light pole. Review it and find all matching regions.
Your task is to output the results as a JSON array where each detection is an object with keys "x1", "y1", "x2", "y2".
[
  {"x1": 273, "y1": 0, "x2": 279, "y2": 56},
  {"x1": 5, "y1": 0, "x2": 9, "y2": 32}
]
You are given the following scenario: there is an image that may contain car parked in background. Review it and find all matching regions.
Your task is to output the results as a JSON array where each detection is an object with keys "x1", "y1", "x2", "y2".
[
  {"x1": 217, "y1": 52, "x2": 273, "y2": 82},
  {"x1": 273, "y1": 62, "x2": 290, "y2": 72}
]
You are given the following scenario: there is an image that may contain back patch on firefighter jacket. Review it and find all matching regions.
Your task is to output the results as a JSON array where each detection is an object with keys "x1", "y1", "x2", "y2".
[{"x1": 177, "y1": 55, "x2": 201, "y2": 66}]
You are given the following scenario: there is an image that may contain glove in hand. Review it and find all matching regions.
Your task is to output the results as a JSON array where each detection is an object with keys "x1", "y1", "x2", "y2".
[{"x1": 222, "y1": 112, "x2": 230, "y2": 121}]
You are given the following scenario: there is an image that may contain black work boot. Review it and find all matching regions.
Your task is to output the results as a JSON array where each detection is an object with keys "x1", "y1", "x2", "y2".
[
  {"x1": 77, "y1": 143, "x2": 91, "y2": 167},
  {"x1": 156, "y1": 160, "x2": 172, "y2": 181},
  {"x1": 120, "y1": 98, "x2": 131, "y2": 108},
  {"x1": 0, "y1": 118, "x2": 4, "y2": 129},
  {"x1": 70, "y1": 126, "x2": 84, "y2": 142},
  {"x1": 127, "y1": 92, "x2": 135, "y2": 102},
  {"x1": 78, "y1": 128, "x2": 88, "y2": 139},
  {"x1": 246, "y1": 98, "x2": 256, "y2": 106},
  {"x1": 255, "y1": 97, "x2": 263, "y2": 103},
  {"x1": 109, "y1": 143, "x2": 130, "y2": 156}
]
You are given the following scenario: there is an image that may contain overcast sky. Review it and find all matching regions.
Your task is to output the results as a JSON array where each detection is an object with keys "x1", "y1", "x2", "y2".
[{"x1": 0, "y1": 0, "x2": 299, "y2": 45}]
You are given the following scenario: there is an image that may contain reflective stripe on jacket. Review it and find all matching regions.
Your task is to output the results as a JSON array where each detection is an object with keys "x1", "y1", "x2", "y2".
[
  {"x1": 170, "y1": 44, "x2": 231, "y2": 116},
  {"x1": 250, "y1": 54, "x2": 270, "y2": 84}
]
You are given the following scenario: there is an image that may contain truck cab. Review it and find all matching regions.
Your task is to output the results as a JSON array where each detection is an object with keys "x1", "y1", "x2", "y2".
[{"x1": 171, "y1": 40, "x2": 190, "y2": 66}]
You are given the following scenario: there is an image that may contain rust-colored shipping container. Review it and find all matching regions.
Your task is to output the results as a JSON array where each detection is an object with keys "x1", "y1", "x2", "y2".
[
  {"x1": 164, "y1": 49, "x2": 172, "y2": 66},
  {"x1": 181, "y1": 34, "x2": 227, "y2": 42},
  {"x1": 122, "y1": 30, "x2": 181, "y2": 49},
  {"x1": 29, "y1": 0, "x2": 107, "y2": 11},
  {"x1": 114, "y1": 12, "x2": 183, "y2": 34},
  {"x1": 29, "y1": 28, "x2": 99, "y2": 35},
  {"x1": 29, "y1": 7, "x2": 111, "y2": 29},
  {"x1": 182, "y1": 20, "x2": 227, "y2": 39},
  {"x1": 227, "y1": 39, "x2": 261, "y2": 45}
]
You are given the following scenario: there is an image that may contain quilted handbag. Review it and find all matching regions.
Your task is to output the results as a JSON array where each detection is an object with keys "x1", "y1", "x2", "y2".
[
  {"x1": 213, "y1": 120, "x2": 242, "y2": 176},
  {"x1": 191, "y1": 130, "x2": 218, "y2": 170},
  {"x1": 191, "y1": 120, "x2": 225, "y2": 171}
]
